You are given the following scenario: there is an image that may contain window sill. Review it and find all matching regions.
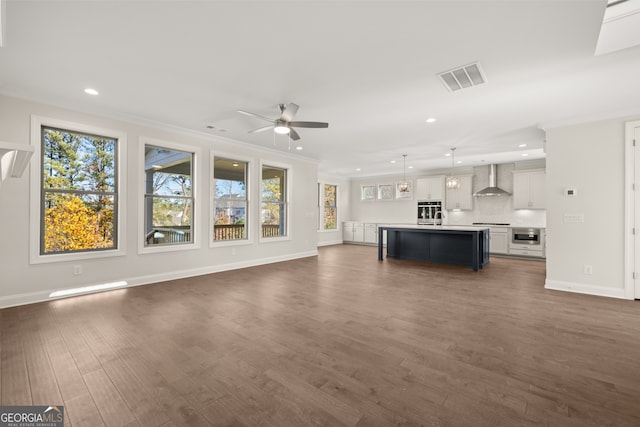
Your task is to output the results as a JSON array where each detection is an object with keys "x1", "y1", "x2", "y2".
[
  {"x1": 30, "y1": 248, "x2": 126, "y2": 265},
  {"x1": 138, "y1": 242, "x2": 201, "y2": 255},
  {"x1": 209, "y1": 239, "x2": 253, "y2": 248},
  {"x1": 259, "y1": 236, "x2": 291, "y2": 244}
]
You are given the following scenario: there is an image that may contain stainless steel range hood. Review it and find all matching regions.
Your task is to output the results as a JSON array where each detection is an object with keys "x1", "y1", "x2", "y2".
[{"x1": 473, "y1": 164, "x2": 511, "y2": 197}]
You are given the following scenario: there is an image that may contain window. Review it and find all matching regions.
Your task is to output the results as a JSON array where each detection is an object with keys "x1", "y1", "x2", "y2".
[
  {"x1": 323, "y1": 184, "x2": 337, "y2": 230},
  {"x1": 40, "y1": 126, "x2": 118, "y2": 255},
  {"x1": 213, "y1": 157, "x2": 248, "y2": 241},
  {"x1": 261, "y1": 165, "x2": 288, "y2": 238},
  {"x1": 143, "y1": 145, "x2": 194, "y2": 247}
]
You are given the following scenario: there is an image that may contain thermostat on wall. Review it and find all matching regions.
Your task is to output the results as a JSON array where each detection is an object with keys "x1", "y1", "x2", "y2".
[{"x1": 565, "y1": 188, "x2": 577, "y2": 197}]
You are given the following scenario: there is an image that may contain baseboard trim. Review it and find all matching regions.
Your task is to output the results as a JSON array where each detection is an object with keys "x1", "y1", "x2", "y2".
[
  {"x1": 544, "y1": 279, "x2": 629, "y2": 300},
  {"x1": 0, "y1": 250, "x2": 318, "y2": 309},
  {"x1": 317, "y1": 240, "x2": 343, "y2": 247}
]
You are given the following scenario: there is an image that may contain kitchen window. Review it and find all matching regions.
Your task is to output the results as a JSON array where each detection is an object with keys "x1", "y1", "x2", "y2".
[
  {"x1": 213, "y1": 157, "x2": 248, "y2": 241},
  {"x1": 323, "y1": 183, "x2": 337, "y2": 230},
  {"x1": 143, "y1": 144, "x2": 194, "y2": 247},
  {"x1": 261, "y1": 165, "x2": 288, "y2": 238}
]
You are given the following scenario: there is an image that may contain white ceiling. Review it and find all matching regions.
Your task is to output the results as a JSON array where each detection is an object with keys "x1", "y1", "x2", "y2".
[{"x1": 1, "y1": 0, "x2": 639, "y2": 178}]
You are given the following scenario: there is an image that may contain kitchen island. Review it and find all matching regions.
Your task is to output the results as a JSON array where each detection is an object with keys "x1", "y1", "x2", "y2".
[{"x1": 378, "y1": 225, "x2": 490, "y2": 271}]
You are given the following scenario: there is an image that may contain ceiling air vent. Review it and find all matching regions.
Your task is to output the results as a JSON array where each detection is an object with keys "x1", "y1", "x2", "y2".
[{"x1": 438, "y1": 62, "x2": 486, "y2": 92}]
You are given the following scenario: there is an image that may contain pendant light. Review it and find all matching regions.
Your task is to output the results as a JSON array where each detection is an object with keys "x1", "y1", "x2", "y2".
[
  {"x1": 446, "y1": 148, "x2": 460, "y2": 190},
  {"x1": 398, "y1": 154, "x2": 410, "y2": 192}
]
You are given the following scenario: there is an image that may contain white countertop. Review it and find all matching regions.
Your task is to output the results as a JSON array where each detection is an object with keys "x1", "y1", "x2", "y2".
[
  {"x1": 382, "y1": 224, "x2": 489, "y2": 231},
  {"x1": 454, "y1": 223, "x2": 546, "y2": 229}
]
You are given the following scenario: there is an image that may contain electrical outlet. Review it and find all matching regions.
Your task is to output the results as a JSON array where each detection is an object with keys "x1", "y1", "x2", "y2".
[
  {"x1": 73, "y1": 264, "x2": 82, "y2": 275},
  {"x1": 584, "y1": 265, "x2": 593, "y2": 275}
]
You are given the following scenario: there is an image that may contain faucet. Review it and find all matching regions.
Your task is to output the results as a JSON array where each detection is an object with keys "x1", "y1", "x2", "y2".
[{"x1": 433, "y1": 211, "x2": 444, "y2": 226}]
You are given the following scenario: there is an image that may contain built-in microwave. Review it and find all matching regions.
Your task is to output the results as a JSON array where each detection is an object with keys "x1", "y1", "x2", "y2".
[{"x1": 511, "y1": 228, "x2": 541, "y2": 245}]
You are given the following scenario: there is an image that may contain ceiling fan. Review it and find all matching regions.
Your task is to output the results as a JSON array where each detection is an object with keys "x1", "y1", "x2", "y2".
[{"x1": 237, "y1": 102, "x2": 329, "y2": 141}]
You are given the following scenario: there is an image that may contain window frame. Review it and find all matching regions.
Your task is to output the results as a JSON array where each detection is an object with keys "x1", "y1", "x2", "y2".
[
  {"x1": 210, "y1": 150, "x2": 253, "y2": 247},
  {"x1": 138, "y1": 137, "x2": 200, "y2": 254},
  {"x1": 259, "y1": 160, "x2": 291, "y2": 243},
  {"x1": 29, "y1": 116, "x2": 127, "y2": 264}
]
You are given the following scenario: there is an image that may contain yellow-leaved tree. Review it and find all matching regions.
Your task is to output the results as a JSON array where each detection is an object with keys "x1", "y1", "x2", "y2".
[{"x1": 44, "y1": 196, "x2": 110, "y2": 252}]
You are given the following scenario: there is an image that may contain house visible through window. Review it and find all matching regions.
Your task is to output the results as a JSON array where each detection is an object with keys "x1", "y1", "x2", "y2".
[
  {"x1": 214, "y1": 157, "x2": 248, "y2": 241},
  {"x1": 143, "y1": 145, "x2": 194, "y2": 247},
  {"x1": 261, "y1": 165, "x2": 287, "y2": 238},
  {"x1": 41, "y1": 126, "x2": 117, "y2": 255},
  {"x1": 323, "y1": 184, "x2": 337, "y2": 229}
]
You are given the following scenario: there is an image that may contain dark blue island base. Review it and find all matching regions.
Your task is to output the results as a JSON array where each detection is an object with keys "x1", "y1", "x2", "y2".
[{"x1": 378, "y1": 226, "x2": 490, "y2": 271}]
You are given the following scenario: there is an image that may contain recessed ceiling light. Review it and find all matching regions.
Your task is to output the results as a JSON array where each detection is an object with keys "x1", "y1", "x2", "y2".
[
  {"x1": 390, "y1": 160, "x2": 396, "y2": 164},
  {"x1": 519, "y1": 143, "x2": 527, "y2": 148},
  {"x1": 408, "y1": 166, "x2": 414, "y2": 169},
  {"x1": 445, "y1": 153, "x2": 451, "y2": 157},
  {"x1": 426, "y1": 118, "x2": 437, "y2": 123},
  {"x1": 84, "y1": 88, "x2": 99, "y2": 96},
  {"x1": 356, "y1": 168, "x2": 361, "y2": 171},
  {"x1": 522, "y1": 153, "x2": 529, "y2": 157},
  {"x1": 457, "y1": 160, "x2": 463, "y2": 164},
  {"x1": 295, "y1": 146, "x2": 303, "y2": 150},
  {"x1": 232, "y1": 162, "x2": 239, "y2": 167}
]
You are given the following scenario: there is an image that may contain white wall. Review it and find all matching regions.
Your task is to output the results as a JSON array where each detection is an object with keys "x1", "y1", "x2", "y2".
[
  {"x1": 545, "y1": 115, "x2": 637, "y2": 299},
  {"x1": 0, "y1": 95, "x2": 319, "y2": 307},
  {"x1": 317, "y1": 174, "x2": 351, "y2": 246}
]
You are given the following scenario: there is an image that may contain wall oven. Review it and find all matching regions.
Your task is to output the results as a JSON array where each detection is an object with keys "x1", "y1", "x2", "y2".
[{"x1": 511, "y1": 228, "x2": 541, "y2": 245}]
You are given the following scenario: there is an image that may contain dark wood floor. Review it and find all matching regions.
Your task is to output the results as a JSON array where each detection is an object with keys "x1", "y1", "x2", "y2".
[{"x1": 2, "y1": 245, "x2": 640, "y2": 426}]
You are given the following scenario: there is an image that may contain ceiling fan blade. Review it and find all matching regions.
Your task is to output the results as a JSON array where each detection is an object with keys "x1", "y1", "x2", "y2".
[
  {"x1": 289, "y1": 121, "x2": 329, "y2": 129},
  {"x1": 280, "y1": 103, "x2": 299, "y2": 121},
  {"x1": 248, "y1": 124, "x2": 274, "y2": 134},
  {"x1": 289, "y1": 128, "x2": 301, "y2": 141},
  {"x1": 237, "y1": 110, "x2": 276, "y2": 123}
]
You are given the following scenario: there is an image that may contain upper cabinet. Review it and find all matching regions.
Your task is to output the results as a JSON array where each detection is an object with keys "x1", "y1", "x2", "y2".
[
  {"x1": 416, "y1": 176, "x2": 444, "y2": 201},
  {"x1": 445, "y1": 175, "x2": 473, "y2": 210},
  {"x1": 513, "y1": 169, "x2": 545, "y2": 209}
]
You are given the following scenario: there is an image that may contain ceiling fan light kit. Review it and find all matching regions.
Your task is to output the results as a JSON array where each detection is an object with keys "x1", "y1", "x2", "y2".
[{"x1": 274, "y1": 123, "x2": 290, "y2": 134}]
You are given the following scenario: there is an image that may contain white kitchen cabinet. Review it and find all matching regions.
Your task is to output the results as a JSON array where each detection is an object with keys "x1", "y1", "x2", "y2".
[
  {"x1": 364, "y1": 223, "x2": 378, "y2": 244},
  {"x1": 416, "y1": 176, "x2": 444, "y2": 201},
  {"x1": 342, "y1": 222, "x2": 365, "y2": 243},
  {"x1": 513, "y1": 170, "x2": 545, "y2": 209},
  {"x1": 509, "y1": 247, "x2": 544, "y2": 257},
  {"x1": 445, "y1": 175, "x2": 473, "y2": 210},
  {"x1": 488, "y1": 227, "x2": 509, "y2": 254}
]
